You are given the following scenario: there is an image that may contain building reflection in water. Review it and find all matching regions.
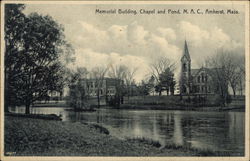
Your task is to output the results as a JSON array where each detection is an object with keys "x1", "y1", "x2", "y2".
[{"x1": 173, "y1": 113, "x2": 184, "y2": 146}]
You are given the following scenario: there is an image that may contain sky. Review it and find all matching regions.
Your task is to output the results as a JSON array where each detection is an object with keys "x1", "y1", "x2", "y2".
[{"x1": 23, "y1": 3, "x2": 246, "y2": 82}]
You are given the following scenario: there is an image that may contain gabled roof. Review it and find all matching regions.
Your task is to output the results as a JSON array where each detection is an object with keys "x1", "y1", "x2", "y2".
[{"x1": 191, "y1": 67, "x2": 219, "y2": 78}]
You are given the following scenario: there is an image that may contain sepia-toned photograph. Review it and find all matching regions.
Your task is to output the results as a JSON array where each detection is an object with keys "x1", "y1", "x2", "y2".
[{"x1": 1, "y1": 1, "x2": 249, "y2": 160}]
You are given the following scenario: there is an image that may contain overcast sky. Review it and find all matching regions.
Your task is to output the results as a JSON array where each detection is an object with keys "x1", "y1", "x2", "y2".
[{"x1": 23, "y1": 3, "x2": 245, "y2": 82}]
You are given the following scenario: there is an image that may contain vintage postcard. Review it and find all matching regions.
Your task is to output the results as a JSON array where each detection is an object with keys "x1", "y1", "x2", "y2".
[{"x1": 0, "y1": 1, "x2": 249, "y2": 161}]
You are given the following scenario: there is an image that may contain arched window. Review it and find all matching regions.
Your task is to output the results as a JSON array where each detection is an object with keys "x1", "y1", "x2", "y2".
[
  {"x1": 183, "y1": 63, "x2": 187, "y2": 71},
  {"x1": 197, "y1": 76, "x2": 200, "y2": 83},
  {"x1": 182, "y1": 85, "x2": 186, "y2": 93},
  {"x1": 207, "y1": 86, "x2": 210, "y2": 93},
  {"x1": 201, "y1": 73, "x2": 204, "y2": 83}
]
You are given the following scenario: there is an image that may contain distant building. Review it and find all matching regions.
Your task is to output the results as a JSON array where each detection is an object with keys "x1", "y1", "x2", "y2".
[
  {"x1": 180, "y1": 40, "x2": 220, "y2": 95},
  {"x1": 79, "y1": 77, "x2": 123, "y2": 97}
]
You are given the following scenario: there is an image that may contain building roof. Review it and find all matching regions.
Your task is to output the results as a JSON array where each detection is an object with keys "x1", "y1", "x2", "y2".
[
  {"x1": 191, "y1": 67, "x2": 220, "y2": 78},
  {"x1": 191, "y1": 69, "x2": 200, "y2": 76},
  {"x1": 181, "y1": 40, "x2": 191, "y2": 61}
]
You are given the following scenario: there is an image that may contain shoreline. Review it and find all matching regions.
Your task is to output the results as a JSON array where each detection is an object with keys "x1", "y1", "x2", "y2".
[
  {"x1": 30, "y1": 103, "x2": 245, "y2": 112},
  {"x1": 4, "y1": 116, "x2": 241, "y2": 156},
  {"x1": 118, "y1": 104, "x2": 245, "y2": 112}
]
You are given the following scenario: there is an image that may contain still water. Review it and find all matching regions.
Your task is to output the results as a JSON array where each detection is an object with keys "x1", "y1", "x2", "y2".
[{"x1": 9, "y1": 106, "x2": 245, "y2": 155}]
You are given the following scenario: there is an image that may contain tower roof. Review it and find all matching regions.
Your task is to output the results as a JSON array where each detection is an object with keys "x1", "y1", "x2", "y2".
[{"x1": 182, "y1": 40, "x2": 191, "y2": 61}]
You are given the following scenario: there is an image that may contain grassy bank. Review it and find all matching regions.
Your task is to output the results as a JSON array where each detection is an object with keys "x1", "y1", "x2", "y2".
[
  {"x1": 4, "y1": 116, "x2": 236, "y2": 156},
  {"x1": 5, "y1": 113, "x2": 62, "y2": 120},
  {"x1": 121, "y1": 95, "x2": 245, "y2": 111}
]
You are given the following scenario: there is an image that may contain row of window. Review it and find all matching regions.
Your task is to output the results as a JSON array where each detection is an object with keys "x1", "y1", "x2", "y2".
[
  {"x1": 87, "y1": 89, "x2": 116, "y2": 95},
  {"x1": 197, "y1": 74, "x2": 208, "y2": 83},
  {"x1": 194, "y1": 85, "x2": 211, "y2": 93},
  {"x1": 87, "y1": 83, "x2": 104, "y2": 88}
]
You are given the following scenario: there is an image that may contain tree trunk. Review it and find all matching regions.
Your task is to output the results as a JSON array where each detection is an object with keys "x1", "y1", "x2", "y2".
[
  {"x1": 239, "y1": 79, "x2": 243, "y2": 96},
  {"x1": 117, "y1": 95, "x2": 120, "y2": 108},
  {"x1": 159, "y1": 91, "x2": 162, "y2": 96},
  {"x1": 4, "y1": 69, "x2": 9, "y2": 113},
  {"x1": 97, "y1": 89, "x2": 100, "y2": 108},
  {"x1": 180, "y1": 94, "x2": 182, "y2": 100},
  {"x1": 25, "y1": 93, "x2": 32, "y2": 114},
  {"x1": 233, "y1": 88, "x2": 236, "y2": 97},
  {"x1": 25, "y1": 103, "x2": 30, "y2": 114},
  {"x1": 4, "y1": 88, "x2": 9, "y2": 113}
]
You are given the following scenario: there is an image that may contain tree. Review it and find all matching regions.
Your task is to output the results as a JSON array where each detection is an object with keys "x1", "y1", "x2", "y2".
[
  {"x1": 237, "y1": 60, "x2": 245, "y2": 96},
  {"x1": 4, "y1": 4, "x2": 26, "y2": 113},
  {"x1": 67, "y1": 67, "x2": 89, "y2": 110},
  {"x1": 227, "y1": 54, "x2": 245, "y2": 97},
  {"x1": 68, "y1": 80, "x2": 86, "y2": 110},
  {"x1": 108, "y1": 65, "x2": 126, "y2": 107},
  {"x1": 150, "y1": 57, "x2": 175, "y2": 96},
  {"x1": 207, "y1": 49, "x2": 245, "y2": 96},
  {"x1": 124, "y1": 67, "x2": 137, "y2": 100},
  {"x1": 158, "y1": 68, "x2": 175, "y2": 96},
  {"x1": 148, "y1": 75, "x2": 156, "y2": 96},
  {"x1": 91, "y1": 66, "x2": 109, "y2": 108},
  {"x1": 5, "y1": 5, "x2": 70, "y2": 114},
  {"x1": 206, "y1": 49, "x2": 244, "y2": 106},
  {"x1": 137, "y1": 80, "x2": 151, "y2": 99}
]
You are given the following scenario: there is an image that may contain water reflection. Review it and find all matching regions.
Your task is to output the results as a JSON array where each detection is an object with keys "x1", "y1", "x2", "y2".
[
  {"x1": 8, "y1": 106, "x2": 244, "y2": 155},
  {"x1": 173, "y1": 113, "x2": 183, "y2": 146}
]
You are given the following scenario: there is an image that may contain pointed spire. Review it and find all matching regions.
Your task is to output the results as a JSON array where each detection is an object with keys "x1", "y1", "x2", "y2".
[{"x1": 183, "y1": 40, "x2": 191, "y2": 61}]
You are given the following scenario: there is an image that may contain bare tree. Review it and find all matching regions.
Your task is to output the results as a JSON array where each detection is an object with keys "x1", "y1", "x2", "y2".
[
  {"x1": 91, "y1": 66, "x2": 109, "y2": 108},
  {"x1": 209, "y1": 50, "x2": 245, "y2": 97},
  {"x1": 108, "y1": 65, "x2": 128, "y2": 80},
  {"x1": 108, "y1": 65, "x2": 127, "y2": 107},
  {"x1": 207, "y1": 49, "x2": 244, "y2": 106},
  {"x1": 237, "y1": 60, "x2": 245, "y2": 96},
  {"x1": 124, "y1": 67, "x2": 137, "y2": 100}
]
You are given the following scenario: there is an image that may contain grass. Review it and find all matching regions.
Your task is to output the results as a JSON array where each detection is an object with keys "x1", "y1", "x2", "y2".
[
  {"x1": 4, "y1": 116, "x2": 164, "y2": 156},
  {"x1": 126, "y1": 138, "x2": 237, "y2": 156},
  {"x1": 5, "y1": 113, "x2": 62, "y2": 120},
  {"x1": 126, "y1": 137, "x2": 161, "y2": 148},
  {"x1": 162, "y1": 144, "x2": 234, "y2": 156},
  {"x1": 4, "y1": 116, "x2": 241, "y2": 156},
  {"x1": 89, "y1": 123, "x2": 110, "y2": 135}
]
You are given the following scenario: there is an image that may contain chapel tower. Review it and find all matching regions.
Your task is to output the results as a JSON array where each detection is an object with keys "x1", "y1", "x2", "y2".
[{"x1": 180, "y1": 40, "x2": 191, "y2": 94}]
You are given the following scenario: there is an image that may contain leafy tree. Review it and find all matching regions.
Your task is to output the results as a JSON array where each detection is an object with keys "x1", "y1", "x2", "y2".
[
  {"x1": 158, "y1": 68, "x2": 175, "y2": 95},
  {"x1": 146, "y1": 75, "x2": 156, "y2": 96},
  {"x1": 67, "y1": 67, "x2": 89, "y2": 110},
  {"x1": 5, "y1": 4, "x2": 71, "y2": 114},
  {"x1": 150, "y1": 57, "x2": 175, "y2": 96},
  {"x1": 68, "y1": 81, "x2": 86, "y2": 110},
  {"x1": 138, "y1": 80, "x2": 151, "y2": 96},
  {"x1": 4, "y1": 4, "x2": 26, "y2": 112}
]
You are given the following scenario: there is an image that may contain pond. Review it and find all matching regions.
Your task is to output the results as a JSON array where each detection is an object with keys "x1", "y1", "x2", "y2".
[{"x1": 8, "y1": 106, "x2": 245, "y2": 155}]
